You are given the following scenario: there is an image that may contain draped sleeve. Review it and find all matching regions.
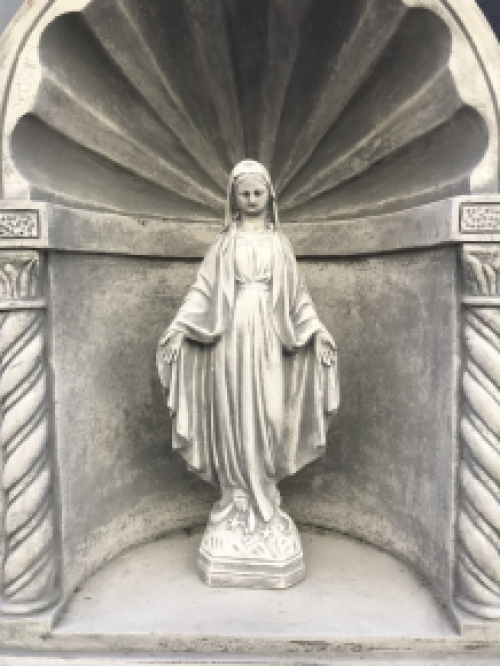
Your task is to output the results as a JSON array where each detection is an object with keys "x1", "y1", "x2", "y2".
[
  {"x1": 268, "y1": 234, "x2": 339, "y2": 478},
  {"x1": 156, "y1": 233, "x2": 236, "y2": 395},
  {"x1": 167, "y1": 233, "x2": 235, "y2": 345},
  {"x1": 271, "y1": 233, "x2": 325, "y2": 350}
]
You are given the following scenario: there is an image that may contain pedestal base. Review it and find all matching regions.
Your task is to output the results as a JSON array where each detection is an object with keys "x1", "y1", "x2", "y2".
[
  {"x1": 198, "y1": 550, "x2": 305, "y2": 589},
  {"x1": 198, "y1": 505, "x2": 305, "y2": 589}
]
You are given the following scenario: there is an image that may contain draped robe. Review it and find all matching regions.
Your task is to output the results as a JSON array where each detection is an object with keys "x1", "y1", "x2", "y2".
[{"x1": 157, "y1": 230, "x2": 339, "y2": 522}]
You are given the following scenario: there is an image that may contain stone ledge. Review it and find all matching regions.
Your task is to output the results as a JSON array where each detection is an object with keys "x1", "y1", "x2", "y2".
[
  {"x1": 0, "y1": 652, "x2": 500, "y2": 666},
  {"x1": 1, "y1": 196, "x2": 500, "y2": 259}
]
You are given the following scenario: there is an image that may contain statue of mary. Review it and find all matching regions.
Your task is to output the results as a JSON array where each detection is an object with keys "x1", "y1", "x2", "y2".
[{"x1": 157, "y1": 160, "x2": 338, "y2": 588}]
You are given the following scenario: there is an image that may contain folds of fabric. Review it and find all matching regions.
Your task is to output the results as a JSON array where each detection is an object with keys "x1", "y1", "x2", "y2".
[
  {"x1": 157, "y1": 231, "x2": 339, "y2": 519},
  {"x1": 157, "y1": 338, "x2": 338, "y2": 489}
]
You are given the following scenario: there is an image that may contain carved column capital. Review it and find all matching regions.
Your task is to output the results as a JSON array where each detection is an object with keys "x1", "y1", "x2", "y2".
[
  {"x1": 462, "y1": 245, "x2": 500, "y2": 302},
  {"x1": 0, "y1": 251, "x2": 43, "y2": 304},
  {"x1": 0, "y1": 250, "x2": 59, "y2": 615}
]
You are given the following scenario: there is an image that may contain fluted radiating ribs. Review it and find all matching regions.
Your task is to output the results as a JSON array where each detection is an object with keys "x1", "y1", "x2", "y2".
[{"x1": 7, "y1": 0, "x2": 489, "y2": 221}]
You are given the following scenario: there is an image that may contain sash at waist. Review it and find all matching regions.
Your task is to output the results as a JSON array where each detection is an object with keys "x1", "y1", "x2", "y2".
[{"x1": 236, "y1": 281, "x2": 271, "y2": 291}]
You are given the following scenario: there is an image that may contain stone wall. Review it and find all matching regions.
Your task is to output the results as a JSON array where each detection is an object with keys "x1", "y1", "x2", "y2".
[{"x1": 42, "y1": 245, "x2": 457, "y2": 604}]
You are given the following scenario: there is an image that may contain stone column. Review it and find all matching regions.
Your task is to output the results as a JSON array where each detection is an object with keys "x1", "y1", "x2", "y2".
[
  {"x1": 456, "y1": 244, "x2": 500, "y2": 619},
  {"x1": 0, "y1": 251, "x2": 59, "y2": 614}
]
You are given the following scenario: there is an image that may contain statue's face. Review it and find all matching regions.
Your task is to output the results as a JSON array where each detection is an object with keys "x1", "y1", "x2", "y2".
[{"x1": 234, "y1": 176, "x2": 270, "y2": 217}]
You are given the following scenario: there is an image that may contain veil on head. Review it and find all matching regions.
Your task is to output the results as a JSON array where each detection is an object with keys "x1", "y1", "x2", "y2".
[{"x1": 223, "y1": 159, "x2": 281, "y2": 231}]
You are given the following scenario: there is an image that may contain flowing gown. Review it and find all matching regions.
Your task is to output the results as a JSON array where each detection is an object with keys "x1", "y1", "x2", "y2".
[
  {"x1": 158, "y1": 230, "x2": 339, "y2": 524},
  {"x1": 215, "y1": 231, "x2": 281, "y2": 521}
]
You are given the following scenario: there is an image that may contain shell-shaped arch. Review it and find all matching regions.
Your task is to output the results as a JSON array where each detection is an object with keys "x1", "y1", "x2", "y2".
[{"x1": 7, "y1": 0, "x2": 491, "y2": 222}]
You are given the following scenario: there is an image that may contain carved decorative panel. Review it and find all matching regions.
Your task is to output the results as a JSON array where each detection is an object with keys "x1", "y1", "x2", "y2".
[
  {"x1": 461, "y1": 204, "x2": 500, "y2": 234},
  {"x1": 0, "y1": 211, "x2": 39, "y2": 239}
]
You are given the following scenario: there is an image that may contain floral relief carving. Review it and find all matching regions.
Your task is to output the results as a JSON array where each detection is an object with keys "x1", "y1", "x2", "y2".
[{"x1": 0, "y1": 253, "x2": 41, "y2": 301}]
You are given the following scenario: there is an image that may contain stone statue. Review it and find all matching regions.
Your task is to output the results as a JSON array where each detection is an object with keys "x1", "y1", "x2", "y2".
[{"x1": 157, "y1": 160, "x2": 339, "y2": 588}]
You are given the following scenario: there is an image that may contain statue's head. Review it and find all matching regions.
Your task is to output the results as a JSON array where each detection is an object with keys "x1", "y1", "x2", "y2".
[
  {"x1": 233, "y1": 173, "x2": 270, "y2": 220},
  {"x1": 224, "y1": 160, "x2": 280, "y2": 230}
]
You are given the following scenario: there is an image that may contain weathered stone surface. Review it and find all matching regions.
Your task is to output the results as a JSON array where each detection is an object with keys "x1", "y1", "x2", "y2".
[
  {"x1": 0, "y1": 531, "x2": 492, "y2": 663},
  {"x1": 53, "y1": 531, "x2": 454, "y2": 651},
  {"x1": 47, "y1": 254, "x2": 217, "y2": 602},
  {"x1": 283, "y1": 248, "x2": 458, "y2": 605}
]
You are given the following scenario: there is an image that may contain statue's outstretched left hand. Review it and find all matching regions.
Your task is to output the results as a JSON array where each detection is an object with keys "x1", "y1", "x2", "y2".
[{"x1": 159, "y1": 331, "x2": 184, "y2": 364}]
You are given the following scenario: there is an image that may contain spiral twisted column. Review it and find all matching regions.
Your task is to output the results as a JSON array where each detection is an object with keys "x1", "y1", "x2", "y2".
[
  {"x1": 456, "y1": 245, "x2": 500, "y2": 619},
  {"x1": 0, "y1": 251, "x2": 59, "y2": 614}
]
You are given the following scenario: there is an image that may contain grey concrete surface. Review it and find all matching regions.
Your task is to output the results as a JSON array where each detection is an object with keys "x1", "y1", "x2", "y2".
[
  {"x1": 0, "y1": 531, "x2": 484, "y2": 661},
  {"x1": 282, "y1": 248, "x2": 458, "y2": 605},
  {"x1": 54, "y1": 531, "x2": 452, "y2": 642}
]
